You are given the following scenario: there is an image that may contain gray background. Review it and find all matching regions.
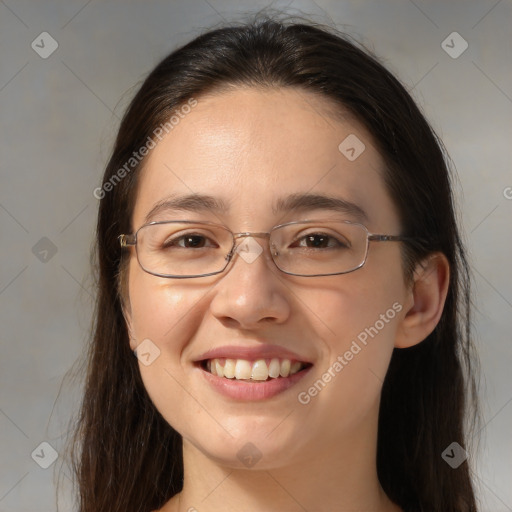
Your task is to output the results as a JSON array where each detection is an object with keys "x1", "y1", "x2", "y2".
[{"x1": 0, "y1": 1, "x2": 511, "y2": 511}]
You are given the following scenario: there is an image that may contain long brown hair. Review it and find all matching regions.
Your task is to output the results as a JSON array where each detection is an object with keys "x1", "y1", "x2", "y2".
[{"x1": 62, "y1": 14, "x2": 480, "y2": 512}]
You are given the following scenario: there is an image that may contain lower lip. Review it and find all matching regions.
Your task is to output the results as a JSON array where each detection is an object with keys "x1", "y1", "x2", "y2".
[{"x1": 197, "y1": 364, "x2": 313, "y2": 401}]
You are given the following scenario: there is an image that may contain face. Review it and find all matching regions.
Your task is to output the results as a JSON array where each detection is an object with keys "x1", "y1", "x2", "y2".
[{"x1": 124, "y1": 87, "x2": 410, "y2": 469}]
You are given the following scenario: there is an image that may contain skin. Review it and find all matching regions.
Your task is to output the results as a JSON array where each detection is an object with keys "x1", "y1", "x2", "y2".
[{"x1": 122, "y1": 87, "x2": 449, "y2": 512}]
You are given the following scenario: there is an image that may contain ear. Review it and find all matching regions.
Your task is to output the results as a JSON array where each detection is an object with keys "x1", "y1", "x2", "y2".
[{"x1": 395, "y1": 252, "x2": 450, "y2": 348}]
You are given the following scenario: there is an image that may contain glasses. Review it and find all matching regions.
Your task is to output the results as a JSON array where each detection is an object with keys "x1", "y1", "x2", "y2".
[{"x1": 119, "y1": 219, "x2": 413, "y2": 278}]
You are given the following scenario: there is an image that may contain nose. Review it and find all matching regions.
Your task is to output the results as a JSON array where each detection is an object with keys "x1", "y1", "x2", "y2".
[{"x1": 209, "y1": 235, "x2": 291, "y2": 330}]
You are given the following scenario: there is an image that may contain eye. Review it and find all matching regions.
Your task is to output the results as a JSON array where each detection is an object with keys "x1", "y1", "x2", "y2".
[
  {"x1": 291, "y1": 232, "x2": 349, "y2": 250},
  {"x1": 162, "y1": 232, "x2": 218, "y2": 249}
]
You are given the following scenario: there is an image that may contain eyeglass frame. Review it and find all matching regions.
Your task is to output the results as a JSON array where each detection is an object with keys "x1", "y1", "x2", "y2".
[{"x1": 118, "y1": 218, "x2": 415, "y2": 279}]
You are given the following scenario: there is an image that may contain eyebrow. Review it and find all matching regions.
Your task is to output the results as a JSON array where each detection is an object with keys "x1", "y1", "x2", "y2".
[
  {"x1": 143, "y1": 192, "x2": 368, "y2": 224},
  {"x1": 273, "y1": 192, "x2": 368, "y2": 222},
  {"x1": 144, "y1": 194, "x2": 230, "y2": 224}
]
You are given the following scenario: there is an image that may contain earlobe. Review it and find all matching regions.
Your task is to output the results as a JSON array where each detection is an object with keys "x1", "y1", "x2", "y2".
[{"x1": 395, "y1": 252, "x2": 450, "y2": 349}]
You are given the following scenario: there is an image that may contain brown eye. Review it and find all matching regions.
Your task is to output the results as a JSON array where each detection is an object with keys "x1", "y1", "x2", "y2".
[
  {"x1": 162, "y1": 233, "x2": 217, "y2": 249},
  {"x1": 292, "y1": 232, "x2": 349, "y2": 250}
]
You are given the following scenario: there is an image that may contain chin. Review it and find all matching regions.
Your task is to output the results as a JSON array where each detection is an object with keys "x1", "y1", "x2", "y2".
[{"x1": 187, "y1": 423, "x2": 309, "y2": 470}]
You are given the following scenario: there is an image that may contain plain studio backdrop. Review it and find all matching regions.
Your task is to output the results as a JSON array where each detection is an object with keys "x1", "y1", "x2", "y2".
[{"x1": 0, "y1": 1, "x2": 510, "y2": 511}]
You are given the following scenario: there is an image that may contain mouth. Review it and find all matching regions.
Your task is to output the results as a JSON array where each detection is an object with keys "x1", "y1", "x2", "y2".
[{"x1": 196, "y1": 357, "x2": 313, "y2": 382}]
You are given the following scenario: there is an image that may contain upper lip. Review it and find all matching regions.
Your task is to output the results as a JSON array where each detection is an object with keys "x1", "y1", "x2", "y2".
[{"x1": 195, "y1": 344, "x2": 314, "y2": 364}]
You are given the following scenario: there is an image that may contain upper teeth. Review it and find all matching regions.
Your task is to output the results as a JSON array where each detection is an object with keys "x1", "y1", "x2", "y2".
[{"x1": 206, "y1": 358, "x2": 305, "y2": 380}]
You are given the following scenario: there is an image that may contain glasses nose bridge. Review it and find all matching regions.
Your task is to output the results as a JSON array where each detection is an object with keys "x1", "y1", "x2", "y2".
[
  {"x1": 230, "y1": 231, "x2": 278, "y2": 260},
  {"x1": 233, "y1": 231, "x2": 271, "y2": 240}
]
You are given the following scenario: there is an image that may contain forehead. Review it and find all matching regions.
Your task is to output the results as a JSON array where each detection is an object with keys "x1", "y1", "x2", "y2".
[{"x1": 132, "y1": 87, "x2": 399, "y2": 230}]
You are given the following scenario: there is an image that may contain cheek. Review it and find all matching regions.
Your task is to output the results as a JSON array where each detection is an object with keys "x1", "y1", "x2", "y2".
[
  {"x1": 127, "y1": 262, "x2": 213, "y2": 365},
  {"x1": 295, "y1": 259, "x2": 405, "y2": 420},
  {"x1": 126, "y1": 267, "x2": 210, "y2": 428},
  {"x1": 307, "y1": 284, "x2": 401, "y2": 381},
  {"x1": 300, "y1": 258, "x2": 405, "y2": 346}
]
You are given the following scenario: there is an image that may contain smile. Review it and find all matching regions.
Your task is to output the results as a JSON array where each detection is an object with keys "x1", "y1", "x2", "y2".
[
  {"x1": 196, "y1": 358, "x2": 313, "y2": 401},
  {"x1": 201, "y1": 357, "x2": 312, "y2": 381}
]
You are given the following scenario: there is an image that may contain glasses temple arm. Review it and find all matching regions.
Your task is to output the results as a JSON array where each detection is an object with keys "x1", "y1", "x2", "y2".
[{"x1": 119, "y1": 234, "x2": 136, "y2": 247}]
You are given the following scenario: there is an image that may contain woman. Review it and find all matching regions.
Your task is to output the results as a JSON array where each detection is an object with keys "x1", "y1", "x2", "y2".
[{"x1": 67, "y1": 16, "x2": 480, "y2": 512}]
